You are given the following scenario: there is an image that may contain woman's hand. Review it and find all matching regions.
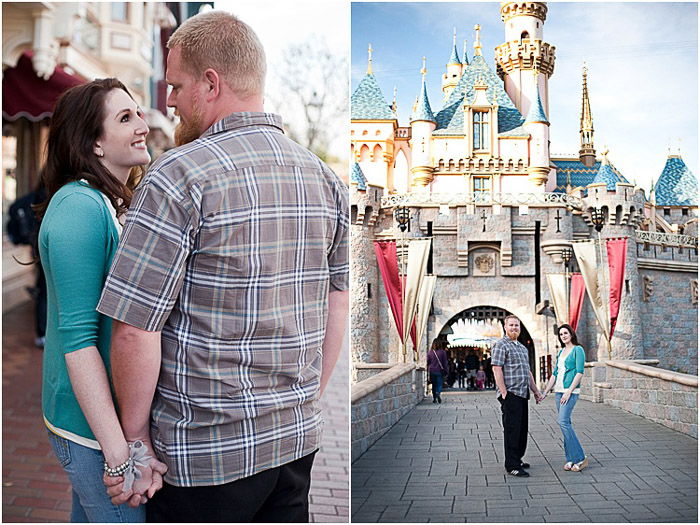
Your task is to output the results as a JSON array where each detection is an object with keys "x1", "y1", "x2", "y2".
[
  {"x1": 560, "y1": 391, "x2": 572, "y2": 405},
  {"x1": 104, "y1": 439, "x2": 168, "y2": 507}
]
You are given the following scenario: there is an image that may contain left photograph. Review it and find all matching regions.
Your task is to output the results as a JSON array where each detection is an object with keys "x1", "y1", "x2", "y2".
[{"x1": 2, "y1": 1, "x2": 349, "y2": 522}]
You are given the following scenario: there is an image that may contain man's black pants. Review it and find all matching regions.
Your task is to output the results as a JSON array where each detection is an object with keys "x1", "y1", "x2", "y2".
[
  {"x1": 498, "y1": 393, "x2": 528, "y2": 471},
  {"x1": 146, "y1": 451, "x2": 317, "y2": 523}
]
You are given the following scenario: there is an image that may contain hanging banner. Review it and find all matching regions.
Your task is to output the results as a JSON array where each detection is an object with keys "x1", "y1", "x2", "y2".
[
  {"x1": 569, "y1": 273, "x2": 586, "y2": 332},
  {"x1": 402, "y1": 239, "x2": 431, "y2": 349},
  {"x1": 606, "y1": 238, "x2": 627, "y2": 338},
  {"x1": 572, "y1": 241, "x2": 610, "y2": 340},
  {"x1": 546, "y1": 273, "x2": 569, "y2": 326},
  {"x1": 413, "y1": 275, "x2": 437, "y2": 352},
  {"x1": 373, "y1": 241, "x2": 403, "y2": 339}
]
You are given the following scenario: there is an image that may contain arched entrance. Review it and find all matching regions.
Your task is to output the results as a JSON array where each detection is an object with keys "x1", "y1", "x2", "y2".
[{"x1": 436, "y1": 306, "x2": 537, "y2": 389}]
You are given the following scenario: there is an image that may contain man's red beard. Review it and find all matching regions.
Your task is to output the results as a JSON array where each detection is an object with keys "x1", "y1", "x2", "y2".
[{"x1": 174, "y1": 103, "x2": 204, "y2": 147}]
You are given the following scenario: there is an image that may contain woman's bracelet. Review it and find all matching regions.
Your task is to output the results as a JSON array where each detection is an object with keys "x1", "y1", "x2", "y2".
[{"x1": 103, "y1": 457, "x2": 133, "y2": 477}]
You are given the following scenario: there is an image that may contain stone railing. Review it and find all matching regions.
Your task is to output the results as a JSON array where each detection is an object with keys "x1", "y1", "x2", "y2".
[
  {"x1": 581, "y1": 360, "x2": 697, "y2": 438},
  {"x1": 635, "y1": 230, "x2": 698, "y2": 248},
  {"x1": 351, "y1": 363, "x2": 424, "y2": 462},
  {"x1": 381, "y1": 192, "x2": 583, "y2": 209}
]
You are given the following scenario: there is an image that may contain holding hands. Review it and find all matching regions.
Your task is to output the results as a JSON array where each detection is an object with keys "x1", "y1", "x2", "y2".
[{"x1": 103, "y1": 438, "x2": 168, "y2": 508}]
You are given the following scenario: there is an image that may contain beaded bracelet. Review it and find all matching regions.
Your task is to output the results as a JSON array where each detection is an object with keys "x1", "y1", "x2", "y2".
[{"x1": 103, "y1": 457, "x2": 132, "y2": 477}]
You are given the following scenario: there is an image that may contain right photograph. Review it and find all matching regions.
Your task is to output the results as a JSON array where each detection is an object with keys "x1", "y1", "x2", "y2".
[{"x1": 350, "y1": 2, "x2": 698, "y2": 523}]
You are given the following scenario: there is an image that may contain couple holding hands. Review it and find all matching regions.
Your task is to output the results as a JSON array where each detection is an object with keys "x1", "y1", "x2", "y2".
[{"x1": 492, "y1": 316, "x2": 588, "y2": 478}]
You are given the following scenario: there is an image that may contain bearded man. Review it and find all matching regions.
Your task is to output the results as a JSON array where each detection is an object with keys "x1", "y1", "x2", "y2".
[{"x1": 492, "y1": 315, "x2": 543, "y2": 477}]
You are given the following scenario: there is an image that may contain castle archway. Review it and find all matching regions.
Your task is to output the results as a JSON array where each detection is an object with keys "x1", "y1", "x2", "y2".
[{"x1": 435, "y1": 306, "x2": 537, "y2": 388}]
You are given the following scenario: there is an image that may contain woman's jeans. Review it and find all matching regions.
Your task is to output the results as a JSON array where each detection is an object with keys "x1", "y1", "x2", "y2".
[
  {"x1": 555, "y1": 393, "x2": 585, "y2": 464},
  {"x1": 430, "y1": 372, "x2": 444, "y2": 399},
  {"x1": 47, "y1": 431, "x2": 145, "y2": 523}
]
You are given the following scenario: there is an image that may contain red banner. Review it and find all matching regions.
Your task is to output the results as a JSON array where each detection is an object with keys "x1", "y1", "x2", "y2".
[
  {"x1": 374, "y1": 241, "x2": 403, "y2": 339},
  {"x1": 569, "y1": 273, "x2": 585, "y2": 331},
  {"x1": 606, "y1": 238, "x2": 627, "y2": 338}
]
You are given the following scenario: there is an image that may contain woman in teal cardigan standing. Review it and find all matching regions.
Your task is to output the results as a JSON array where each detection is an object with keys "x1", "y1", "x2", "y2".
[
  {"x1": 541, "y1": 324, "x2": 588, "y2": 472},
  {"x1": 37, "y1": 78, "x2": 166, "y2": 521}
]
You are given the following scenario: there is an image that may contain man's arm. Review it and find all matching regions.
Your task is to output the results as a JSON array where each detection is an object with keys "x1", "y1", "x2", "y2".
[
  {"x1": 493, "y1": 365, "x2": 507, "y2": 398},
  {"x1": 319, "y1": 290, "x2": 349, "y2": 396},
  {"x1": 529, "y1": 371, "x2": 543, "y2": 402}
]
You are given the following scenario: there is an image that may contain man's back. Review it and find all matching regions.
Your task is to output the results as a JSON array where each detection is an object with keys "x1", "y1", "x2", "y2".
[{"x1": 99, "y1": 112, "x2": 348, "y2": 486}]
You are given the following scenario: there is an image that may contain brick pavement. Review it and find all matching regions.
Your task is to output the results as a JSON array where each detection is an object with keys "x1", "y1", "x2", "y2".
[
  {"x1": 352, "y1": 390, "x2": 698, "y2": 523},
  {"x1": 3, "y1": 301, "x2": 349, "y2": 522}
]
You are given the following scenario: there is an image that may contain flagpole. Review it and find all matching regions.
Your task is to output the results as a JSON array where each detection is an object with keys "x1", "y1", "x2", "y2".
[{"x1": 590, "y1": 208, "x2": 611, "y2": 360}]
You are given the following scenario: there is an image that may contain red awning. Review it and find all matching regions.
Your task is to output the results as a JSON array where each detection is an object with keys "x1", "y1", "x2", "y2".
[{"x1": 2, "y1": 52, "x2": 85, "y2": 122}]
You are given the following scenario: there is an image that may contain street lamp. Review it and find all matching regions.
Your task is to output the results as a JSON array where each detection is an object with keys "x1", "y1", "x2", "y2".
[
  {"x1": 589, "y1": 207, "x2": 611, "y2": 359},
  {"x1": 394, "y1": 206, "x2": 410, "y2": 232},
  {"x1": 561, "y1": 247, "x2": 573, "y2": 325}
]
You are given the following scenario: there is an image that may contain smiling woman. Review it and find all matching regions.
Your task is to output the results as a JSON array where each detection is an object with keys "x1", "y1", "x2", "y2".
[{"x1": 35, "y1": 78, "x2": 163, "y2": 523}]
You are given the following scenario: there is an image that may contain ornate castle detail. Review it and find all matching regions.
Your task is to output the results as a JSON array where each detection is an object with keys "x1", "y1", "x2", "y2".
[
  {"x1": 692, "y1": 280, "x2": 698, "y2": 305},
  {"x1": 642, "y1": 275, "x2": 654, "y2": 302},
  {"x1": 500, "y1": 1, "x2": 548, "y2": 23},
  {"x1": 495, "y1": 40, "x2": 556, "y2": 79}
]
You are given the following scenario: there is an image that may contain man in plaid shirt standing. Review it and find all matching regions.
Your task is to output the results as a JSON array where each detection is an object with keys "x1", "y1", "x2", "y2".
[
  {"x1": 97, "y1": 10, "x2": 348, "y2": 521},
  {"x1": 492, "y1": 315, "x2": 543, "y2": 478}
]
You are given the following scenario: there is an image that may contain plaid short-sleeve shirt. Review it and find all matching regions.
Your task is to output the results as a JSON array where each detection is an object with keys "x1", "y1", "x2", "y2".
[
  {"x1": 491, "y1": 336, "x2": 530, "y2": 398},
  {"x1": 97, "y1": 112, "x2": 349, "y2": 487}
]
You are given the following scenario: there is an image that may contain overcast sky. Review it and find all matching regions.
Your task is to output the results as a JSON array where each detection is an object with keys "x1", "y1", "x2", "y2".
[{"x1": 351, "y1": 2, "x2": 698, "y2": 192}]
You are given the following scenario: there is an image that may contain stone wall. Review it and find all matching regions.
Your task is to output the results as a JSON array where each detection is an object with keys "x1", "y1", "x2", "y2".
[
  {"x1": 639, "y1": 267, "x2": 698, "y2": 375},
  {"x1": 351, "y1": 364, "x2": 424, "y2": 462},
  {"x1": 580, "y1": 360, "x2": 698, "y2": 438}
]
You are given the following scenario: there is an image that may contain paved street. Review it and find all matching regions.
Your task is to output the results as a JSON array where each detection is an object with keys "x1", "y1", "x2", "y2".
[
  {"x1": 3, "y1": 300, "x2": 349, "y2": 522},
  {"x1": 352, "y1": 390, "x2": 698, "y2": 523}
]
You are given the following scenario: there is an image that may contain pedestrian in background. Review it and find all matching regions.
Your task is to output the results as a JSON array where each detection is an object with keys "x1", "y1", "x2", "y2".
[{"x1": 427, "y1": 340, "x2": 448, "y2": 404}]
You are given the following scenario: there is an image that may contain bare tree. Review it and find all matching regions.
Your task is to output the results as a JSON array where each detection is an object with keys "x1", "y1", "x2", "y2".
[{"x1": 267, "y1": 35, "x2": 348, "y2": 162}]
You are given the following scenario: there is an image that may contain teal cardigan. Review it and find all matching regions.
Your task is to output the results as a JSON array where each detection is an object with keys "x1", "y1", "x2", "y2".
[
  {"x1": 553, "y1": 345, "x2": 586, "y2": 390},
  {"x1": 39, "y1": 181, "x2": 120, "y2": 441}
]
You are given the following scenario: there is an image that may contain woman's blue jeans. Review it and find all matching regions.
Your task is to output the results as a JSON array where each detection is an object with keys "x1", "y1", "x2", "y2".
[
  {"x1": 430, "y1": 372, "x2": 444, "y2": 399},
  {"x1": 554, "y1": 393, "x2": 585, "y2": 464},
  {"x1": 47, "y1": 431, "x2": 145, "y2": 523}
]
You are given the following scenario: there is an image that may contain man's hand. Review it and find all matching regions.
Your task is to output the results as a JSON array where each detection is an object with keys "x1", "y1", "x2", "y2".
[
  {"x1": 103, "y1": 440, "x2": 168, "y2": 507},
  {"x1": 534, "y1": 391, "x2": 544, "y2": 404},
  {"x1": 499, "y1": 388, "x2": 507, "y2": 399}
]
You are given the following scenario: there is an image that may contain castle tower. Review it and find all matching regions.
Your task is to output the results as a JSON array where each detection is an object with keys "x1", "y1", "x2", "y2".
[
  {"x1": 523, "y1": 84, "x2": 550, "y2": 187},
  {"x1": 410, "y1": 57, "x2": 437, "y2": 190},
  {"x1": 441, "y1": 28, "x2": 463, "y2": 101},
  {"x1": 495, "y1": 1, "x2": 555, "y2": 119},
  {"x1": 579, "y1": 64, "x2": 596, "y2": 167}
]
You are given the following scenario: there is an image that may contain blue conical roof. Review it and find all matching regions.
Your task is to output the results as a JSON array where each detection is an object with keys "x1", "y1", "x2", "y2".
[
  {"x1": 351, "y1": 74, "x2": 396, "y2": 120},
  {"x1": 525, "y1": 88, "x2": 549, "y2": 125},
  {"x1": 351, "y1": 162, "x2": 367, "y2": 191},
  {"x1": 433, "y1": 54, "x2": 524, "y2": 136},
  {"x1": 654, "y1": 155, "x2": 698, "y2": 206},
  {"x1": 411, "y1": 76, "x2": 436, "y2": 123},
  {"x1": 591, "y1": 158, "x2": 628, "y2": 191},
  {"x1": 448, "y1": 44, "x2": 461, "y2": 65}
]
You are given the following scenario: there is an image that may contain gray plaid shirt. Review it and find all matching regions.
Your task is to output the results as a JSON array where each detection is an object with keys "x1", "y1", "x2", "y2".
[
  {"x1": 491, "y1": 336, "x2": 530, "y2": 398},
  {"x1": 97, "y1": 112, "x2": 348, "y2": 487}
]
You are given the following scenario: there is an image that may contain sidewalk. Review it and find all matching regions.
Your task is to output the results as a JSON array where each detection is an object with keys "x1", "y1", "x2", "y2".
[
  {"x1": 352, "y1": 390, "x2": 698, "y2": 523},
  {"x1": 2, "y1": 301, "x2": 349, "y2": 522}
]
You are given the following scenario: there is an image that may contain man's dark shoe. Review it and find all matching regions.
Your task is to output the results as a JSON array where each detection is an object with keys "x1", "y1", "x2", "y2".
[
  {"x1": 433, "y1": 398, "x2": 437, "y2": 403},
  {"x1": 437, "y1": 395, "x2": 442, "y2": 404},
  {"x1": 507, "y1": 468, "x2": 530, "y2": 477},
  {"x1": 520, "y1": 462, "x2": 530, "y2": 469}
]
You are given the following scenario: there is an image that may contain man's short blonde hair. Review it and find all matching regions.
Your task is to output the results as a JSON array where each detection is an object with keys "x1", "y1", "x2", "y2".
[
  {"x1": 503, "y1": 315, "x2": 520, "y2": 325},
  {"x1": 167, "y1": 10, "x2": 266, "y2": 98}
]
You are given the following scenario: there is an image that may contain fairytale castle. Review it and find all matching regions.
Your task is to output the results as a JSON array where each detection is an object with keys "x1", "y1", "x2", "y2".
[{"x1": 350, "y1": 1, "x2": 698, "y2": 384}]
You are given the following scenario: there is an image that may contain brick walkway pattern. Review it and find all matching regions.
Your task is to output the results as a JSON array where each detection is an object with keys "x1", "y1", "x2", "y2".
[
  {"x1": 3, "y1": 301, "x2": 349, "y2": 522},
  {"x1": 352, "y1": 390, "x2": 698, "y2": 523}
]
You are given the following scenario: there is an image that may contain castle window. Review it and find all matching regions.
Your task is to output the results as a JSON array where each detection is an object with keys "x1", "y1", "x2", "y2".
[
  {"x1": 473, "y1": 111, "x2": 489, "y2": 151},
  {"x1": 682, "y1": 208, "x2": 689, "y2": 216},
  {"x1": 473, "y1": 175, "x2": 491, "y2": 196},
  {"x1": 663, "y1": 208, "x2": 671, "y2": 216},
  {"x1": 521, "y1": 31, "x2": 530, "y2": 40}
]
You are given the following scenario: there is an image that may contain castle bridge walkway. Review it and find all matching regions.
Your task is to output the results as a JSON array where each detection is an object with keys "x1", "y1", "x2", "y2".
[{"x1": 352, "y1": 390, "x2": 697, "y2": 523}]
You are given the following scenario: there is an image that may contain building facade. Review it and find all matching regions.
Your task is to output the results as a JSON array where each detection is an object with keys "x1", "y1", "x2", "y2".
[{"x1": 350, "y1": 1, "x2": 698, "y2": 382}]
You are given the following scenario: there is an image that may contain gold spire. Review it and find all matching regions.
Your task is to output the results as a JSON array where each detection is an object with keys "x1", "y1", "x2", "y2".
[
  {"x1": 391, "y1": 86, "x2": 398, "y2": 113},
  {"x1": 579, "y1": 62, "x2": 596, "y2": 167},
  {"x1": 367, "y1": 43, "x2": 373, "y2": 75},
  {"x1": 421, "y1": 56, "x2": 427, "y2": 78},
  {"x1": 473, "y1": 24, "x2": 482, "y2": 56},
  {"x1": 601, "y1": 146, "x2": 609, "y2": 165},
  {"x1": 453, "y1": 27, "x2": 457, "y2": 47},
  {"x1": 463, "y1": 39, "x2": 468, "y2": 63}
]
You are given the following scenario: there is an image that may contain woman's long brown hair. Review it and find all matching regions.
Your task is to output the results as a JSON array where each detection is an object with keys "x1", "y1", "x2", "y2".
[{"x1": 35, "y1": 78, "x2": 144, "y2": 221}]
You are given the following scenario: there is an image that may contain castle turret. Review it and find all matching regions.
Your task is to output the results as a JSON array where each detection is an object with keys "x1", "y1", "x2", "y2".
[
  {"x1": 410, "y1": 58, "x2": 437, "y2": 190},
  {"x1": 579, "y1": 65, "x2": 596, "y2": 167},
  {"x1": 495, "y1": 1, "x2": 555, "y2": 119},
  {"x1": 441, "y1": 28, "x2": 463, "y2": 100},
  {"x1": 523, "y1": 84, "x2": 550, "y2": 187}
]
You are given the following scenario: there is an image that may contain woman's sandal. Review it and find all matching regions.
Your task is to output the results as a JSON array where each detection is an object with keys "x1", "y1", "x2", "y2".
[
  {"x1": 571, "y1": 457, "x2": 588, "y2": 472},
  {"x1": 563, "y1": 462, "x2": 573, "y2": 471}
]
